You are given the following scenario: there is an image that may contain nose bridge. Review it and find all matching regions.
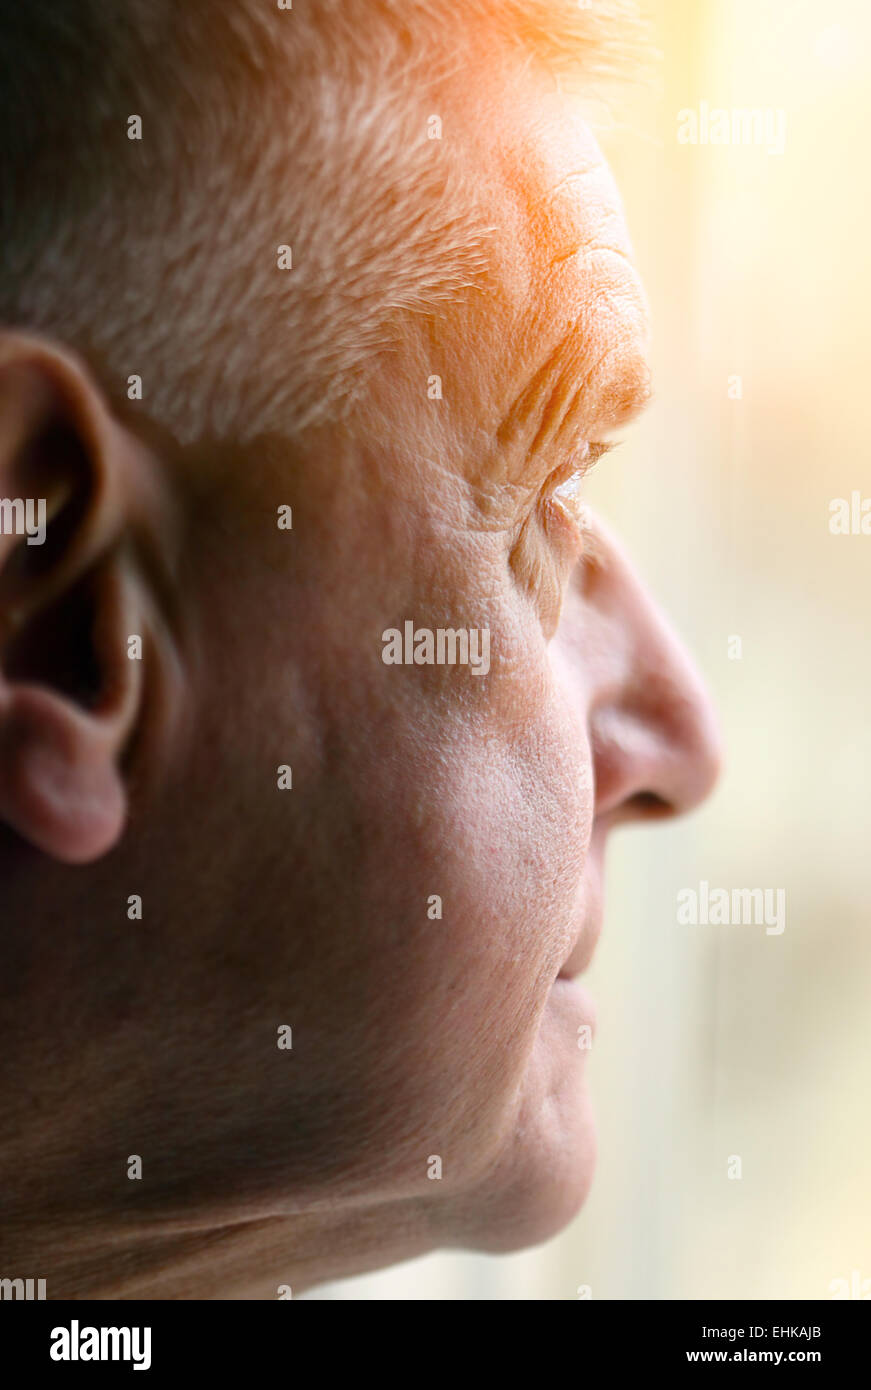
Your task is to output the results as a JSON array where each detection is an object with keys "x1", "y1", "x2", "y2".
[{"x1": 565, "y1": 519, "x2": 722, "y2": 822}]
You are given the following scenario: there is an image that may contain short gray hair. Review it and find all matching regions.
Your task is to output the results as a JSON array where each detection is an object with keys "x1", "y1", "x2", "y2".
[{"x1": 0, "y1": 1, "x2": 645, "y2": 447}]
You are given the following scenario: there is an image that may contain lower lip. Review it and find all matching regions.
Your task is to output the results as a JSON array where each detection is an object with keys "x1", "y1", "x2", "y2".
[{"x1": 552, "y1": 975, "x2": 597, "y2": 1033}]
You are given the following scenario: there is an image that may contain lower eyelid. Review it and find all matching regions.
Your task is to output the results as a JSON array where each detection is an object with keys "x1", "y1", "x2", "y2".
[{"x1": 546, "y1": 472, "x2": 592, "y2": 546}]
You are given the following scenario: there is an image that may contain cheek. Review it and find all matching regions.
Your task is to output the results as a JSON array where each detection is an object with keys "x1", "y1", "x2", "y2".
[
  {"x1": 294, "y1": 642, "x2": 594, "y2": 1193},
  {"x1": 229, "y1": 552, "x2": 595, "y2": 1206}
]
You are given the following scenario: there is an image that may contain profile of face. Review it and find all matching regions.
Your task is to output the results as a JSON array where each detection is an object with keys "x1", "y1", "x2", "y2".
[{"x1": 0, "y1": 4, "x2": 720, "y2": 1297}]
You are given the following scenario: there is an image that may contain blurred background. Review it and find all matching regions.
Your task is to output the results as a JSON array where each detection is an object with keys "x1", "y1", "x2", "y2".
[{"x1": 307, "y1": 0, "x2": 871, "y2": 1298}]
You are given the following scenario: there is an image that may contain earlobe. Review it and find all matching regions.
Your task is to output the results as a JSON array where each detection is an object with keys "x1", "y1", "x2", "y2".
[
  {"x1": 0, "y1": 335, "x2": 151, "y2": 863},
  {"x1": 0, "y1": 684, "x2": 127, "y2": 863}
]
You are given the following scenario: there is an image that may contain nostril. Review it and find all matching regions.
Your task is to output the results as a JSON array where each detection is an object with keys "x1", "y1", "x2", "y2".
[{"x1": 623, "y1": 789, "x2": 673, "y2": 821}]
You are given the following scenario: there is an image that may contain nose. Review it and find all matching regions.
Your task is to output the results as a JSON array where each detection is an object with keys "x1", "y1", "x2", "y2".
[{"x1": 555, "y1": 515, "x2": 722, "y2": 826}]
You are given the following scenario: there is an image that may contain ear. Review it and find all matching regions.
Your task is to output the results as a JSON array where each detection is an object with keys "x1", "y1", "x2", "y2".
[{"x1": 0, "y1": 334, "x2": 151, "y2": 863}]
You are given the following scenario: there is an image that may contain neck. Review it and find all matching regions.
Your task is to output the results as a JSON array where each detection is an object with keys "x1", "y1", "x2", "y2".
[{"x1": 1, "y1": 1195, "x2": 434, "y2": 1299}]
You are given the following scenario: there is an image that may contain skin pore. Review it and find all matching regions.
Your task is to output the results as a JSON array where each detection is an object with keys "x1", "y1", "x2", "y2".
[{"x1": 0, "y1": 24, "x2": 720, "y2": 1297}]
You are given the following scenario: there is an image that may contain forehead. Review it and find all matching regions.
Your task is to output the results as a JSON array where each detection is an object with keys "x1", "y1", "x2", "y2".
[{"x1": 429, "y1": 44, "x2": 651, "y2": 483}]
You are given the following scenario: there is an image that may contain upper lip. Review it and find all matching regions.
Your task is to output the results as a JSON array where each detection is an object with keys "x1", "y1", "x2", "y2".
[{"x1": 557, "y1": 838, "x2": 605, "y2": 980}]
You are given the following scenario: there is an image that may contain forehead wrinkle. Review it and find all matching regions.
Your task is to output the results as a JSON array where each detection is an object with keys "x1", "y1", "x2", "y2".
[
  {"x1": 397, "y1": 12, "x2": 650, "y2": 499},
  {"x1": 485, "y1": 98, "x2": 647, "y2": 446},
  {"x1": 531, "y1": 161, "x2": 608, "y2": 264}
]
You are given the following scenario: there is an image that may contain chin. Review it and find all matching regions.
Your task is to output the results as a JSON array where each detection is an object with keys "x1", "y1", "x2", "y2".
[{"x1": 444, "y1": 994, "x2": 598, "y2": 1253}]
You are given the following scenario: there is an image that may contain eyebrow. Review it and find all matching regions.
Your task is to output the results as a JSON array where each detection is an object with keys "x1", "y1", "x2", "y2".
[{"x1": 496, "y1": 321, "x2": 651, "y2": 469}]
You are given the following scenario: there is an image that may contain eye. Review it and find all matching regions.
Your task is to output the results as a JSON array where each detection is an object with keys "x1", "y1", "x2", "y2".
[
  {"x1": 549, "y1": 466, "x2": 592, "y2": 541},
  {"x1": 508, "y1": 442, "x2": 614, "y2": 639},
  {"x1": 541, "y1": 442, "x2": 613, "y2": 556}
]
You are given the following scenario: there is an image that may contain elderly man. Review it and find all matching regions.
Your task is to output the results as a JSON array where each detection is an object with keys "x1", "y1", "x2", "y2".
[{"x1": 0, "y1": 1, "x2": 719, "y2": 1298}]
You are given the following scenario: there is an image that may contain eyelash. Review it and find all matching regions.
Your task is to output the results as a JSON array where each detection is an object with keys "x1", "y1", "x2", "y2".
[{"x1": 542, "y1": 441, "x2": 614, "y2": 553}]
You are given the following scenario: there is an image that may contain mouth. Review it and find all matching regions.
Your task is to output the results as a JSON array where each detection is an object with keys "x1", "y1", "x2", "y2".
[
  {"x1": 552, "y1": 970, "x2": 598, "y2": 1038},
  {"x1": 556, "y1": 928, "x2": 599, "y2": 981}
]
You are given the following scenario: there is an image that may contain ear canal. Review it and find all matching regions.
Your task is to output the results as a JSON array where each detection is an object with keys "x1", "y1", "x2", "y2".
[
  {"x1": 5, "y1": 564, "x2": 102, "y2": 706},
  {"x1": 0, "y1": 417, "x2": 92, "y2": 613}
]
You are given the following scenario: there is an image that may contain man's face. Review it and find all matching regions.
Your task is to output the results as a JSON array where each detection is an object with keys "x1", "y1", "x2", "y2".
[{"x1": 92, "y1": 40, "x2": 720, "y2": 1285}]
